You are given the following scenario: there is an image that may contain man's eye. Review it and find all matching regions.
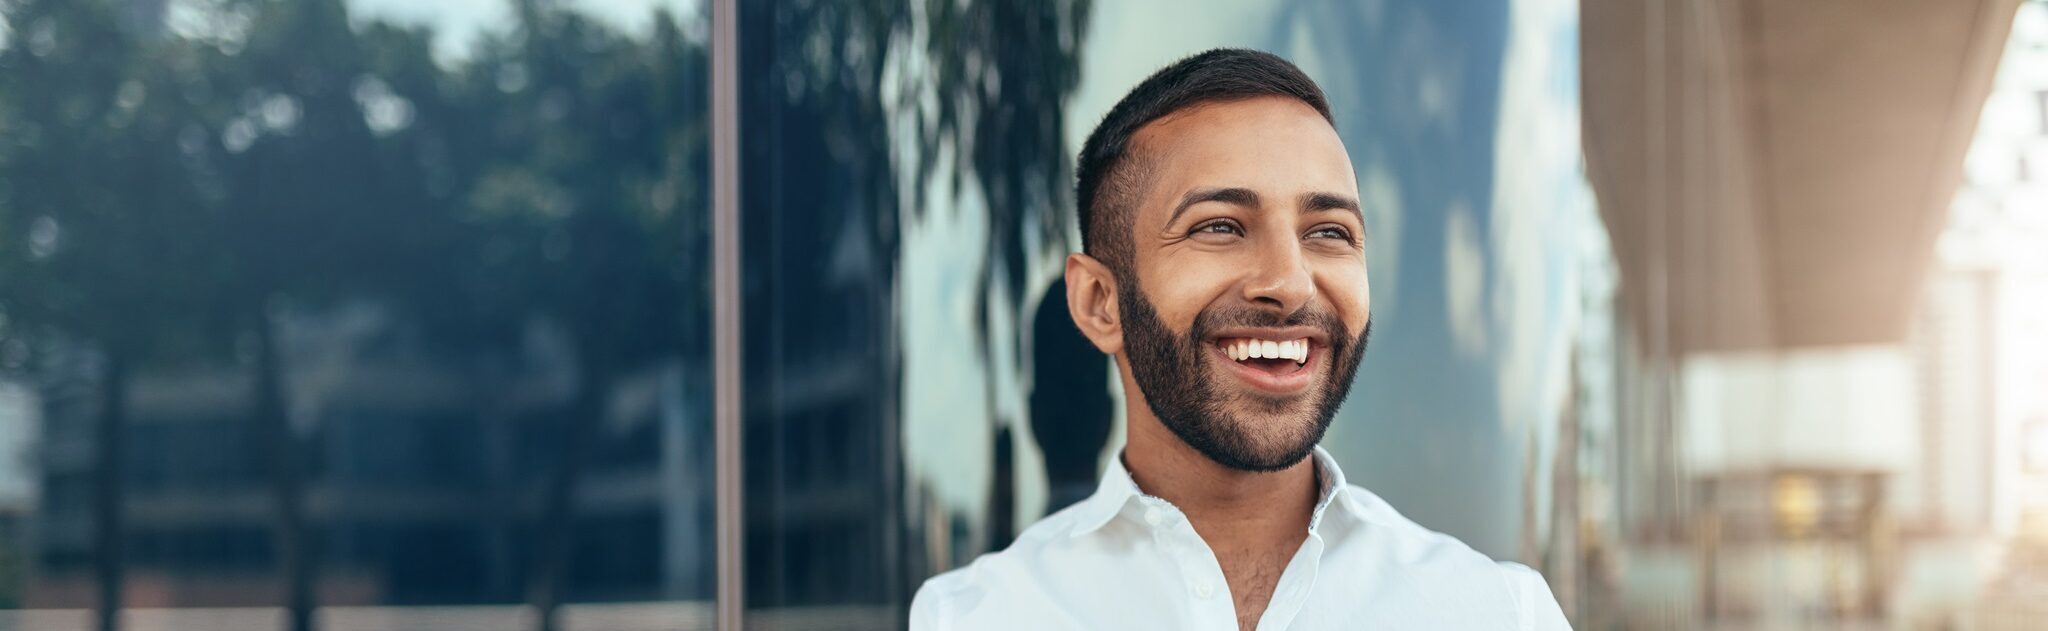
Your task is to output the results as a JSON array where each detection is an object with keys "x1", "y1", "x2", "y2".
[
  {"x1": 1308, "y1": 226, "x2": 1352, "y2": 240},
  {"x1": 1192, "y1": 221, "x2": 1242, "y2": 236}
]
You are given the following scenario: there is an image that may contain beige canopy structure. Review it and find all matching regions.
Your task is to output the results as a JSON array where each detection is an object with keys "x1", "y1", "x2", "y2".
[{"x1": 1581, "y1": 0, "x2": 2021, "y2": 355}]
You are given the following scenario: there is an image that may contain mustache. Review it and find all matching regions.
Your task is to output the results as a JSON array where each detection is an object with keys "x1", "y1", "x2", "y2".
[{"x1": 1185, "y1": 303, "x2": 1350, "y2": 341}]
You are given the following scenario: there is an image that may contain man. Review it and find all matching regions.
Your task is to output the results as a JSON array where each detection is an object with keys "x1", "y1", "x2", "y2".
[{"x1": 910, "y1": 49, "x2": 1571, "y2": 630}]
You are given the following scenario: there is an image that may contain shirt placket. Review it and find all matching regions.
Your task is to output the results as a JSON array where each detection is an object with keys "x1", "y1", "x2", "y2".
[
  {"x1": 1138, "y1": 498, "x2": 1237, "y2": 631},
  {"x1": 1254, "y1": 531, "x2": 1324, "y2": 631}
]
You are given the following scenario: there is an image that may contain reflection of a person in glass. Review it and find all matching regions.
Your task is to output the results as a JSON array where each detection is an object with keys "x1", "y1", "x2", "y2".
[{"x1": 913, "y1": 49, "x2": 1569, "y2": 630}]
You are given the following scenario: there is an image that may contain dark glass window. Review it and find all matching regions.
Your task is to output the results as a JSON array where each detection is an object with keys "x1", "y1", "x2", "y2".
[{"x1": 0, "y1": 1, "x2": 712, "y2": 628}]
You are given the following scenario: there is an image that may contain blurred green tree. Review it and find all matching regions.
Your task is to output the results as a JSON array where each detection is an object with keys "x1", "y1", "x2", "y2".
[
  {"x1": 0, "y1": 1, "x2": 235, "y2": 629},
  {"x1": 197, "y1": 1, "x2": 450, "y2": 629},
  {"x1": 738, "y1": 0, "x2": 1090, "y2": 611},
  {"x1": 1, "y1": 2, "x2": 710, "y2": 630},
  {"x1": 0, "y1": 0, "x2": 1093, "y2": 625},
  {"x1": 457, "y1": 3, "x2": 707, "y2": 629}
]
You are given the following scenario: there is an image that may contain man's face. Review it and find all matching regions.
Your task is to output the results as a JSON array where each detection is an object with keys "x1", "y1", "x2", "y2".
[{"x1": 1117, "y1": 96, "x2": 1371, "y2": 472}]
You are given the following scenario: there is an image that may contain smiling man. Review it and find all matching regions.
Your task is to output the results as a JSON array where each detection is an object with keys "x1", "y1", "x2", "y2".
[{"x1": 909, "y1": 49, "x2": 1571, "y2": 631}]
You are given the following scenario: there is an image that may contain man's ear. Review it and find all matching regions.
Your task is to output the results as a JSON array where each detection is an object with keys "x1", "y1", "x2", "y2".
[{"x1": 1065, "y1": 253, "x2": 1123, "y2": 356}]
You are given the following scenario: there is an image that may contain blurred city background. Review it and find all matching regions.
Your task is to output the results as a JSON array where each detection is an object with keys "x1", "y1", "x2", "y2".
[{"x1": 0, "y1": 0, "x2": 2041, "y2": 630}]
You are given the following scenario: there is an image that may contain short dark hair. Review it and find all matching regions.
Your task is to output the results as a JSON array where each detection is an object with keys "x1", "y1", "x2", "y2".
[{"x1": 1075, "y1": 49, "x2": 1334, "y2": 276}]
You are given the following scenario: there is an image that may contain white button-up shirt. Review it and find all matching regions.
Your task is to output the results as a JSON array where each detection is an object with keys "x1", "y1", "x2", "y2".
[{"x1": 911, "y1": 447, "x2": 1571, "y2": 630}]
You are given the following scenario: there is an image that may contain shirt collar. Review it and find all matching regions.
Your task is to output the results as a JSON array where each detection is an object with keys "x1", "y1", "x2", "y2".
[{"x1": 1067, "y1": 445, "x2": 1354, "y2": 539}]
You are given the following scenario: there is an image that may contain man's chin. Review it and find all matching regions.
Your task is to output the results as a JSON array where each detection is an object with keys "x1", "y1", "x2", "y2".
[
  {"x1": 1181, "y1": 420, "x2": 1315, "y2": 471},
  {"x1": 1198, "y1": 440, "x2": 1318, "y2": 473},
  {"x1": 1239, "y1": 390, "x2": 1323, "y2": 416}
]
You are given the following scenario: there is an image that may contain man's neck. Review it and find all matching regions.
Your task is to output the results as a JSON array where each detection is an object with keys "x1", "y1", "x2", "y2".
[
  {"x1": 1121, "y1": 408, "x2": 1320, "y2": 541},
  {"x1": 1123, "y1": 406, "x2": 1321, "y2": 630}
]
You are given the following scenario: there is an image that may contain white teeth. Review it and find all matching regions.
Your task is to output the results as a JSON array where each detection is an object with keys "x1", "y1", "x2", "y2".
[{"x1": 1226, "y1": 338, "x2": 1311, "y2": 363}]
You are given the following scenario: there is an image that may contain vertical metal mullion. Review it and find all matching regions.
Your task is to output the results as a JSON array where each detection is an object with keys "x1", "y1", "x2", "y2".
[{"x1": 710, "y1": 0, "x2": 744, "y2": 628}]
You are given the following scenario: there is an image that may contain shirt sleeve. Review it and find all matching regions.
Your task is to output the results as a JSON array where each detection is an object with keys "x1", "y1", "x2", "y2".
[
  {"x1": 908, "y1": 575, "x2": 952, "y2": 631},
  {"x1": 1498, "y1": 562, "x2": 1573, "y2": 631}
]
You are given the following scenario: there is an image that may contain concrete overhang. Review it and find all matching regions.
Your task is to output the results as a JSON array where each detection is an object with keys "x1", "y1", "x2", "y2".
[{"x1": 1581, "y1": 0, "x2": 2020, "y2": 354}]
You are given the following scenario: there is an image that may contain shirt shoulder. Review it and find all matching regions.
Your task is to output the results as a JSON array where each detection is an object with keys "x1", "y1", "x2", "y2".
[
  {"x1": 1498, "y1": 561, "x2": 1572, "y2": 631},
  {"x1": 909, "y1": 499, "x2": 1114, "y2": 630},
  {"x1": 908, "y1": 547, "x2": 989, "y2": 631},
  {"x1": 1332, "y1": 484, "x2": 1573, "y2": 630},
  {"x1": 908, "y1": 564, "x2": 967, "y2": 631}
]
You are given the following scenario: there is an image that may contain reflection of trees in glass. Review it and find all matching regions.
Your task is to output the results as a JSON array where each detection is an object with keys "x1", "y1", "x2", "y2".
[
  {"x1": 913, "y1": 4, "x2": 1092, "y2": 553},
  {"x1": 0, "y1": 0, "x2": 1092, "y2": 618},
  {"x1": 458, "y1": 4, "x2": 708, "y2": 630},
  {"x1": 914, "y1": 0, "x2": 1092, "y2": 342},
  {"x1": 0, "y1": 1, "x2": 708, "y2": 630},
  {"x1": 740, "y1": 0, "x2": 1090, "y2": 606},
  {"x1": 0, "y1": 2, "x2": 242, "y2": 628}
]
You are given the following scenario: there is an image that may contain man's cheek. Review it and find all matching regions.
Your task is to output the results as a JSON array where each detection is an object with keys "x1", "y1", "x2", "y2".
[{"x1": 1155, "y1": 293, "x2": 1210, "y2": 333}]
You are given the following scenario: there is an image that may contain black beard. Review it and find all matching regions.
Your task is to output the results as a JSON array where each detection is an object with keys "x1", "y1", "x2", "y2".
[{"x1": 1117, "y1": 273, "x2": 1369, "y2": 472}]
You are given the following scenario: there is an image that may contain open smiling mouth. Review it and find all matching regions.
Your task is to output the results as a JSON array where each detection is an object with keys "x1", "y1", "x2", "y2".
[{"x1": 1208, "y1": 335, "x2": 1321, "y2": 396}]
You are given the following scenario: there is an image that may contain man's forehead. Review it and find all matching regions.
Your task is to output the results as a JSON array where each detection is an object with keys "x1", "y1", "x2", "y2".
[{"x1": 1128, "y1": 97, "x2": 1357, "y2": 207}]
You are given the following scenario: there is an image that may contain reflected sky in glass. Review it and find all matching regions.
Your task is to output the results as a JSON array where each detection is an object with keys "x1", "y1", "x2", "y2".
[{"x1": 342, "y1": 0, "x2": 705, "y2": 61}]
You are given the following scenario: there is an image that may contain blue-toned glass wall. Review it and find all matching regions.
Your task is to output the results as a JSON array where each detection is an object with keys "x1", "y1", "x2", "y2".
[
  {"x1": 0, "y1": 1, "x2": 717, "y2": 629},
  {"x1": 737, "y1": 1, "x2": 1094, "y2": 626}
]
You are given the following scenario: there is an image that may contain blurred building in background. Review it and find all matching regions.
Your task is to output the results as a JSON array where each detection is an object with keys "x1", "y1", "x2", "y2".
[
  {"x1": 22, "y1": 307, "x2": 714, "y2": 609},
  {"x1": 1942, "y1": 1, "x2": 2048, "y2": 625},
  {"x1": 0, "y1": 0, "x2": 2041, "y2": 630},
  {"x1": 1580, "y1": 0, "x2": 2046, "y2": 629}
]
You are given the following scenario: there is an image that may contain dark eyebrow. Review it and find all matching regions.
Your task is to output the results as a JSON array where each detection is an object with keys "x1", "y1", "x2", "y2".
[
  {"x1": 1163, "y1": 187, "x2": 1367, "y2": 235},
  {"x1": 1300, "y1": 191, "x2": 1363, "y2": 224},
  {"x1": 1165, "y1": 187, "x2": 1261, "y2": 228}
]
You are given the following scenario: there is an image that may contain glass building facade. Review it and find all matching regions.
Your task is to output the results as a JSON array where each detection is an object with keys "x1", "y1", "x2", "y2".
[
  {"x1": 0, "y1": 0, "x2": 1600, "y2": 628},
  {"x1": 0, "y1": 0, "x2": 717, "y2": 628},
  {"x1": 0, "y1": 0, "x2": 1607, "y2": 628},
  {"x1": 11, "y1": 0, "x2": 2040, "y2": 630}
]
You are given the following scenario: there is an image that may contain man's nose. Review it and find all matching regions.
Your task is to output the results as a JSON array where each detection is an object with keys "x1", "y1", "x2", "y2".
[{"x1": 1240, "y1": 236, "x2": 1315, "y2": 313}]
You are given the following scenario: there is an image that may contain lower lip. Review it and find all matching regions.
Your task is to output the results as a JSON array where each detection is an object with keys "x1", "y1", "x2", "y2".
[{"x1": 1208, "y1": 342, "x2": 1319, "y2": 395}]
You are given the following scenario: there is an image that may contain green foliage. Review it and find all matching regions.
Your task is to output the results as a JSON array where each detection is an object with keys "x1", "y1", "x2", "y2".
[
  {"x1": 0, "y1": 1, "x2": 710, "y2": 618},
  {"x1": 0, "y1": 0, "x2": 711, "y2": 373},
  {"x1": 0, "y1": 0, "x2": 208, "y2": 361},
  {"x1": 0, "y1": 0, "x2": 1086, "y2": 613}
]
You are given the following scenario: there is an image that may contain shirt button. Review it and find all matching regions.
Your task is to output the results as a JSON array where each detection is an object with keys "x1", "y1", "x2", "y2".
[
  {"x1": 1144, "y1": 507, "x2": 1165, "y2": 527},
  {"x1": 1194, "y1": 581, "x2": 1215, "y2": 599}
]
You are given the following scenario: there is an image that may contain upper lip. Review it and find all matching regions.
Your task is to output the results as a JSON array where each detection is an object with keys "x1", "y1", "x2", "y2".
[{"x1": 1204, "y1": 326, "x2": 1330, "y2": 348}]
